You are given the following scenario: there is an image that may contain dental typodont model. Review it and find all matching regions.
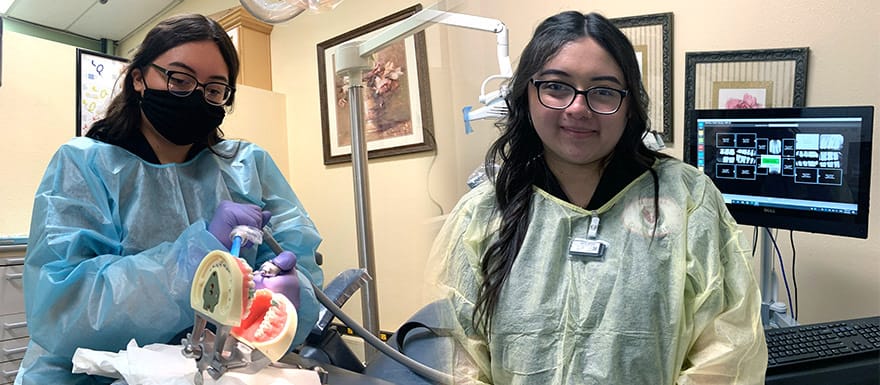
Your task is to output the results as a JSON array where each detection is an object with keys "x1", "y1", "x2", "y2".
[
  {"x1": 231, "y1": 288, "x2": 297, "y2": 361},
  {"x1": 185, "y1": 250, "x2": 298, "y2": 382},
  {"x1": 191, "y1": 251, "x2": 257, "y2": 326}
]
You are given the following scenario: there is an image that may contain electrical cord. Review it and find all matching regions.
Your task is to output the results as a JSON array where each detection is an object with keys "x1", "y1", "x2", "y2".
[
  {"x1": 789, "y1": 231, "x2": 798, "y2": 320},
  {"x1": 262, "y1": 229, "x2": 454, "y2": 385},
  {"x1": 751, "y1": 226, "x2": 759, "y2": 258},
  {"x1": 425, "y1": 128, "x2": 445, "y2": 217},
  {"x1": 765, "y1": 228, "x2": 794, "y2": 318}
]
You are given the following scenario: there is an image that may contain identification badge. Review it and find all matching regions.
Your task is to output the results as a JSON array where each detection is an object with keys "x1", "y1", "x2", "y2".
[
  {"x1": 568, "y1": 237, "x2": 608, "y2": 261},
  {"x1": 568, "y1": 215, "x2": 608, "y2": 262}
]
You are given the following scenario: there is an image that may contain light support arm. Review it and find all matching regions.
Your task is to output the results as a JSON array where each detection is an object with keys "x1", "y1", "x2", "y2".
[
  {"x1": 358, "y1": 8, "x2": 511, "y2": 78},
  {"x1": 371, "y1": 9, "x2": 514, "y2": 125}
]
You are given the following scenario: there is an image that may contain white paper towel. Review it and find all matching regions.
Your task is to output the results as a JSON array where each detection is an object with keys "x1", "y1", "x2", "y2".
[{"x1": 72, "y1": 339, "x2": 320, "y2": 385}]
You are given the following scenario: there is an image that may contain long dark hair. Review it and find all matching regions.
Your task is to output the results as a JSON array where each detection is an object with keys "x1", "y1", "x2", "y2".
[
  {"x1": 474, "y1": 11, "x2": 670, "y2": 335},
  {"x1": 86, "y1": 13, "x2": 240, "y2": 149}
]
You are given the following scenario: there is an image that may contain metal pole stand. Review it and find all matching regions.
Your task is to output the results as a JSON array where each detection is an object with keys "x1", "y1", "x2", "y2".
[
  {"x1": 334, "y1": 41, "x2": 381, "y2": 362},
  {"x1": 759, "y1": 226, "x2": 798, "y2": 329}
]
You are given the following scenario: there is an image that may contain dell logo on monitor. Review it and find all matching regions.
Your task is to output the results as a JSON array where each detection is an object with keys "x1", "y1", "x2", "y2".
[{"x1": 763, "y1": 208, "x2": 776, "y2": 214}]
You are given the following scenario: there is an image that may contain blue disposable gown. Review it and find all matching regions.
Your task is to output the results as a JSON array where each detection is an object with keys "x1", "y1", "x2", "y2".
[
  {"x1": 15, "y1": 138, "x2": 323, "y2": 385},
  {"x1": 430, "y1": 159, "x2": 767, "y2": 384}
]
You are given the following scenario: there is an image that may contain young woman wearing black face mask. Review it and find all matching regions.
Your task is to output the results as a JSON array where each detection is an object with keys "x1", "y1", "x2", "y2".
[
  {"x1": 86, "y1": 14, "x2": 236, "y2": 164},
  {"x1": 15, "y1": 14, "x2": 324, "y2": 385},
  {"x1": 136, "y1": 61, "x2": 228, "y2": 147}
]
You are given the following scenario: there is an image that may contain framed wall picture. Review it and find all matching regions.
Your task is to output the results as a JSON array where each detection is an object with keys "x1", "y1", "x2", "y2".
[
  {"x1": 611, "y1": 12, "x2": 673, "y2": 142},
  {"x1": 76, "y1": 48, "x2": 128, "y2": 136},
  {"x1": 317, "y1": 5, "x2": 435, "y2": 165},
  {"x1": 683, "y1": 47, "x2": 809, "y2": 160}
]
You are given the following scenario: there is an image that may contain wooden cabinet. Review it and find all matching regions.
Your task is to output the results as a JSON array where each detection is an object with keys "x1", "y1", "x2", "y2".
[{"x1": 212, "y1": 6, "x2": 274, "y2": 91}]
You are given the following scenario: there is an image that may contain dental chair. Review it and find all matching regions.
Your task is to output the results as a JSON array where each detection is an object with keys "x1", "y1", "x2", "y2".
[
  {"x1": 253, "y1": 226, "x2": 452, "y2": 384},
  {"x1": 296, "y1": 266, "x2": 453, "y2": 384},
  {"x1": 360, "y1": 300, "x2": 453, "y2": 384}
]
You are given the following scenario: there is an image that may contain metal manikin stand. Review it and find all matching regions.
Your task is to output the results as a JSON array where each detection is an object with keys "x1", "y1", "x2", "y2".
[{"x1": 759, "y1": 226, "x2": 798, "y2": 329}]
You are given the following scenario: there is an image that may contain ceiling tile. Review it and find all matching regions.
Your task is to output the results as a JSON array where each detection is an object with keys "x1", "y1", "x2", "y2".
[
  {"x1": 69, "y1": 0, "x2": 180, "y2": 40},
  {"x1": 7, "y1": 0, "x2": 182, "y2": 41},
  {"x1": 7, "y1": 0, "x2": 93, "y2": 30}
]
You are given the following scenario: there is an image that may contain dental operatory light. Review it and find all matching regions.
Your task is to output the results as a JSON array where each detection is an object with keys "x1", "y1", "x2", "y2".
[
  {"x1": 462, "y1": 43, "x2": 511, "y2": 131},
  {"x1": 424, "y1": 10, "x2": 512, "y2": 129},
  {"x1": 463, "y1": 77, "x2": 509, "y2": 133},
  {"x1": 303, "y1": 0, "x2": 345, "y2": 13},
  {"x1": 239, "y1": 0, "x2": 344, "y2": 23},
  {"x1": 642, "y1": 129, "x2": 667, "y2": 151}
]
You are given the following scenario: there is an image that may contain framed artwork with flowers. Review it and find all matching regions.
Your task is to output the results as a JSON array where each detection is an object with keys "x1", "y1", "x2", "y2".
[
  {"x1": 684, "y1": 47, "x2": 808, "y2": 145},
  {"x1": 317, "y1": 4, "x2": 435, "y2": 165}
]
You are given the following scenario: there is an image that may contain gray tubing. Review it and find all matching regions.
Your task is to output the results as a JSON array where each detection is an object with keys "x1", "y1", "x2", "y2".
[{"x1": 262, "y1": 229, "x2": 454, "y2": 385}]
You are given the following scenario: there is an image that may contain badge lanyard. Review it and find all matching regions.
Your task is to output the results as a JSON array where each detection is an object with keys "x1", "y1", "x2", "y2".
[{"x1": 568, "y1": 215, "x2": 609, "y2": 262}]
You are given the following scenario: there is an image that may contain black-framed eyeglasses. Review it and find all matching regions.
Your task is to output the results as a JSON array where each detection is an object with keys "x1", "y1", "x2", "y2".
[
  {"x1": 149, "y1": 63, "x2": 235, "y2": 106},
  {"x1": 531, "y1": 79, "x2": 628, "y2": 114}
]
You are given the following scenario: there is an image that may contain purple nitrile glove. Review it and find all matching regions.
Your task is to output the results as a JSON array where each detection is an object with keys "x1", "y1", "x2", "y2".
[
  {"x1": 253, "y1": 251, "x2": 301, "y2": 309},
  {"x1": 208, "y1": 200, "x2": 272, "y2": 249}
]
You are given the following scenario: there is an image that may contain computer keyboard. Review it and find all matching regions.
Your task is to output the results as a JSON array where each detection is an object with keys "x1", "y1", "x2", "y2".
[{"x1": 765, "y1": 316, "x2": 880, "y2": 371}]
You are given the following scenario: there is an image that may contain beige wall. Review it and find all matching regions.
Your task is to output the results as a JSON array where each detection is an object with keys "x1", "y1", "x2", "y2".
[
  {"x1": 1, "y1": 0, "x2": 878, "y2": 337},
  {"x1": 0, "y1": 31, "x2": 288, "y2": 230},
  {"x1": 263, "y1": 0, "x2": 880, "y2": 329},
  {"x1": 0, "y1": 32, "x2": 74, "y2": 236},
  {"x1": 117, "y1": 0, "x2": 240, "y2": 57}
]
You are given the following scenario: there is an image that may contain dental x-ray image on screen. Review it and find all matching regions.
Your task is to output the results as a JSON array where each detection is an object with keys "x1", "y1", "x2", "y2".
[{"x1": 685, "y1": 106, "x2": 874, "y2": 238}]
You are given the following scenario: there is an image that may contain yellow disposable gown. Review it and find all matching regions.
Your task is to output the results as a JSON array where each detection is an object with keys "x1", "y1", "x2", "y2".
[{"x1": 430, "y1": 158, "x2": 767, "y2": 384}]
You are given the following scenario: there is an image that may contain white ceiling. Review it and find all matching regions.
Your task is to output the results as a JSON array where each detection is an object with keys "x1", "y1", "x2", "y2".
[{"x1": 4, "y1": 0, "x2": 183, "y2": 41}]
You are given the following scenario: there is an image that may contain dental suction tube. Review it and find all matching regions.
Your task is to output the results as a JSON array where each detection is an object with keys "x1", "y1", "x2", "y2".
[{"x1": 261, "y1": 229, "x2": 454, "y2": 385}]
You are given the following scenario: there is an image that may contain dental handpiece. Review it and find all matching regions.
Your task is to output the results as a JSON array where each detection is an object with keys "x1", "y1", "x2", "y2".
[
  {"x1": 258, "y1": 226, "x2": 286, "y2": 277},
  {"x1": 228, "y1": 225, "x2": 264, "y2": 258},
  {"x1": 230, "y1": 236, "x2": 243, "y2": 257},
  {"x1": 257, "y1": 260, "x2": 281, "y2": 277}
]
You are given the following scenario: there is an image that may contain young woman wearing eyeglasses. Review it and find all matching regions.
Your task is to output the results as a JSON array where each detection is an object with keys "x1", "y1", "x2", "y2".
[
  {"x1": 429, "y1": 11, "x2": 767, "y2": 384},
  {"x1": 15, "y1": 14, "x2": 323, "y2": 385}
]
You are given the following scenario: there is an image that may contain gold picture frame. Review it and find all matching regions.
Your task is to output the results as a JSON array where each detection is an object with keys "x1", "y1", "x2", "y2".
[
  {"x1": 611, "y1": 12, "x2": 673, "y2": 142},
  {"x1": 317, "y1": 5, "x2": 435, "y2": 165}
]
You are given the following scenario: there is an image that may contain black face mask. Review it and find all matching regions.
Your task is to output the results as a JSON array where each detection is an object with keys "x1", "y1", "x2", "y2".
[{"x1": 140, "y1": 88, "x2": 226, "y2": 146}]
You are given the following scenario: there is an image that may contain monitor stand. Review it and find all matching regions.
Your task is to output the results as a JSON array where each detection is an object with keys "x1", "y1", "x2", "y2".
[{"x1": 759, "y1": 226, "x2": 798, "y2": 329}]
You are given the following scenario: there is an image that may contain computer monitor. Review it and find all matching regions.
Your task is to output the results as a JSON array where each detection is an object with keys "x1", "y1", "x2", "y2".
[{"x1": 684, "y1": 106, "x2": 874, "y2": 238}]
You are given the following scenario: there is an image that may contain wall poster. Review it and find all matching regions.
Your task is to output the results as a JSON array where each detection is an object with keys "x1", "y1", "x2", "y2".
[{"x1": 77, "y1": 48, "x2": 128, "y2": 136}]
